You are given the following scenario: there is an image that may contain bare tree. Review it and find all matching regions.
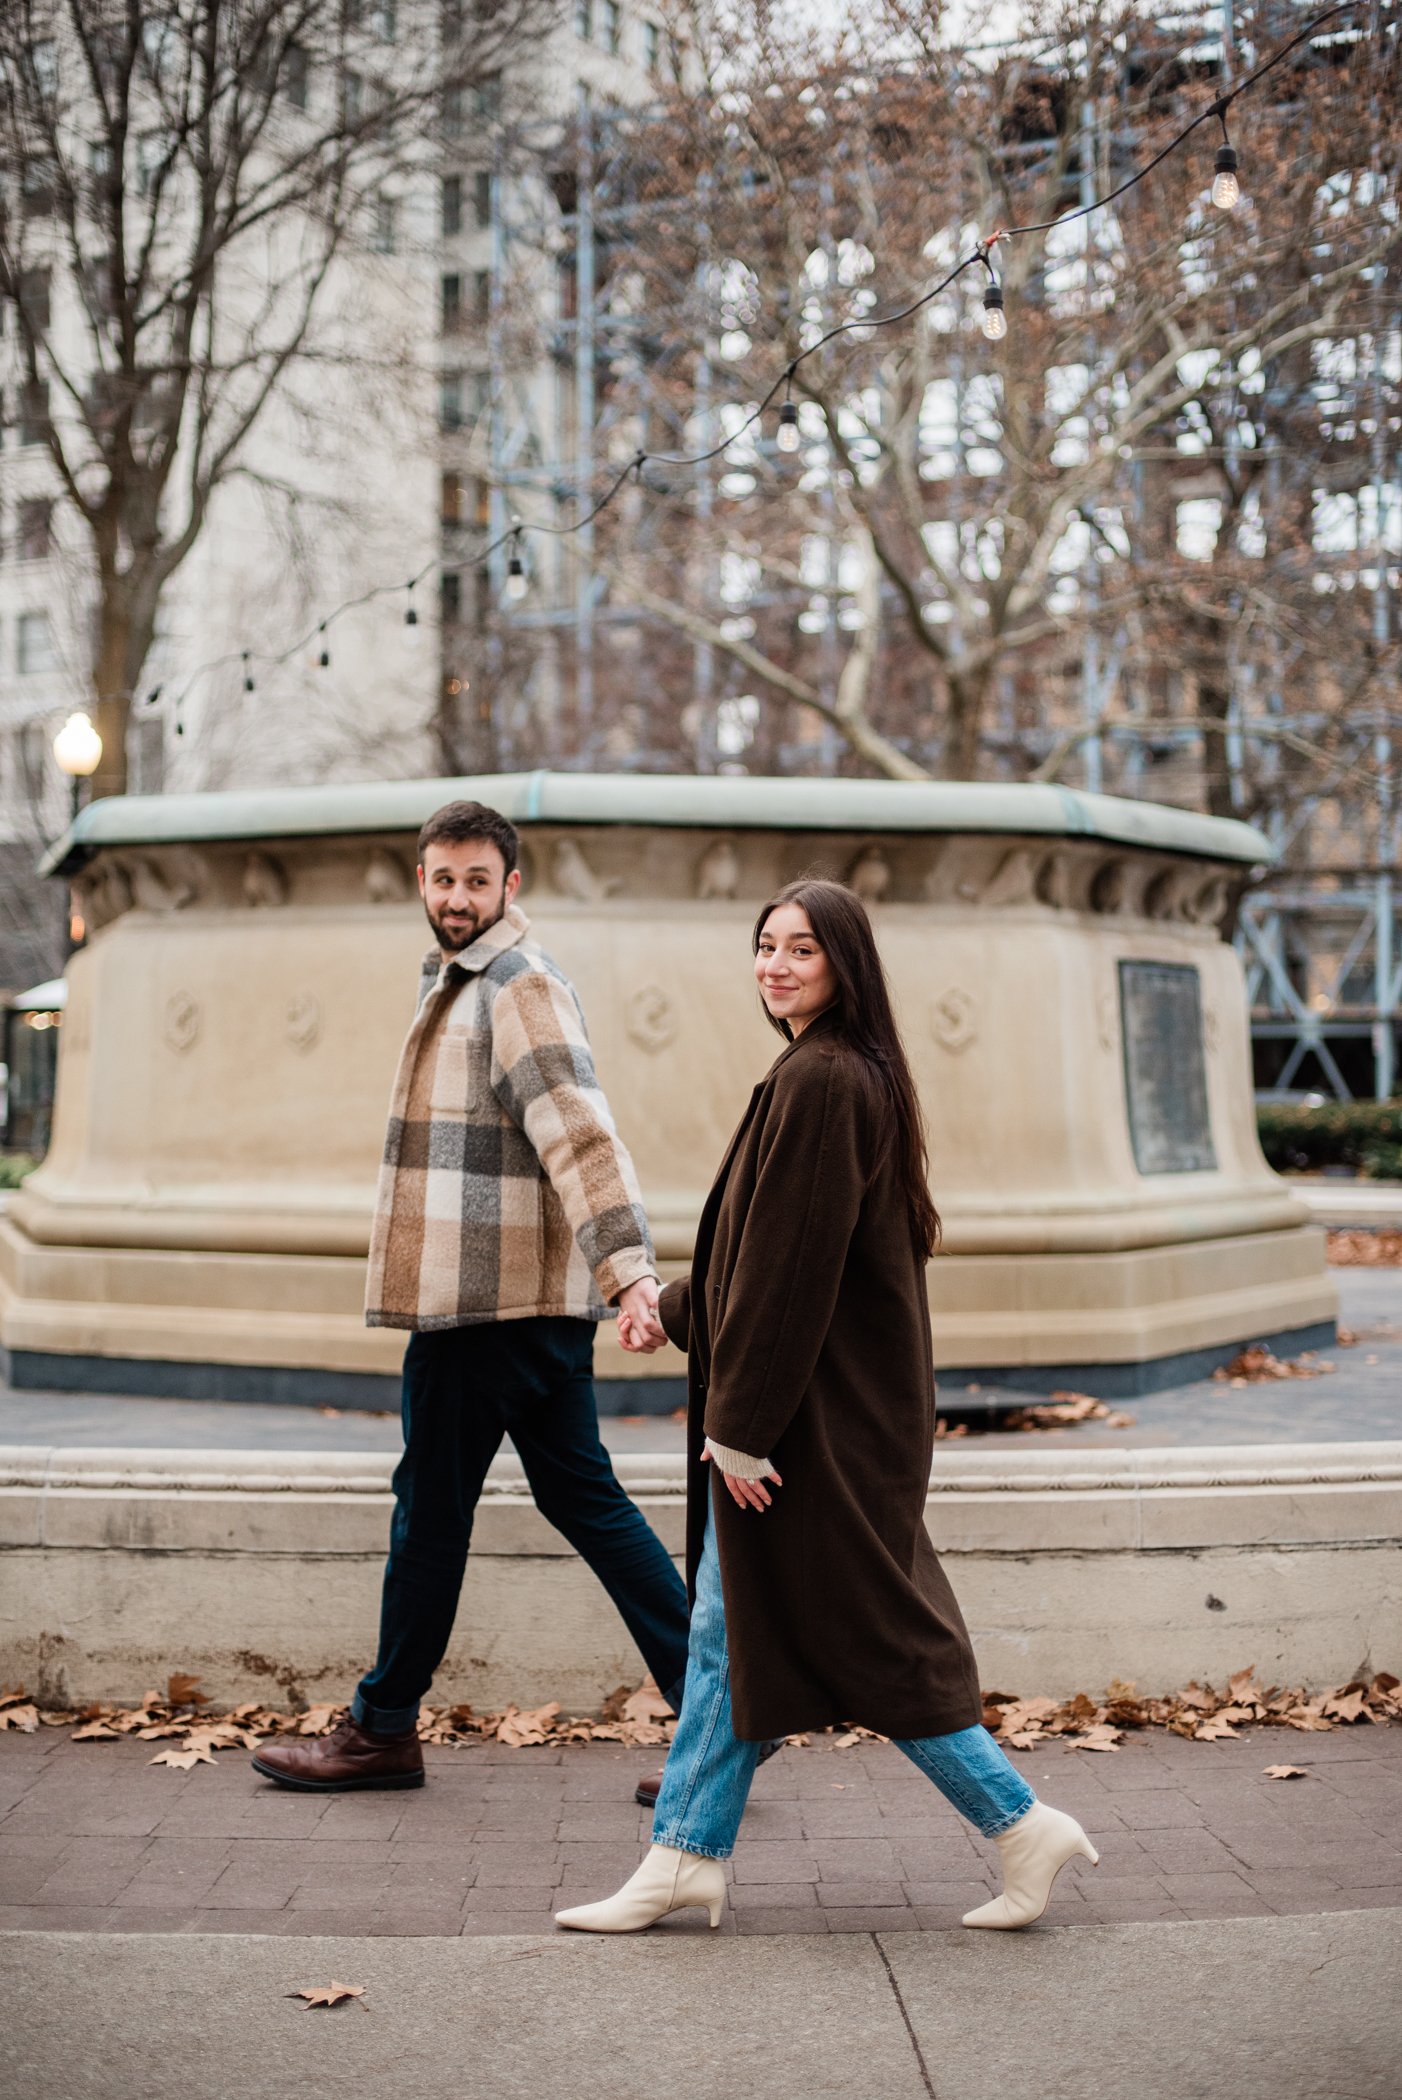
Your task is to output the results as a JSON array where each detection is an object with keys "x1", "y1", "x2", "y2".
[
  {"x1": 0, "y1": 0, "x2": 560, "y2": 796},
  {"x1": 561, "y1": 0, "x2": 1399, "y2": 787}
]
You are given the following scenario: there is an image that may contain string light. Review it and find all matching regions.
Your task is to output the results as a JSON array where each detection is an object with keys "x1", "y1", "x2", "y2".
[
  {"x1": 143, "y1": 2, "x2": 1365, "y2": 719},
  {"x1": 242, "y1": 651, "x2": 255, "y2": 693},
  {"x1": 404, "y1": 584, "x2": 420, "y2": 641},
  {"x1": 504, "y1": 533, "x2": 529, "y2": 605},
  {"x1": 1212, "y1": 140, "x2": 1241, "y2": 211}
]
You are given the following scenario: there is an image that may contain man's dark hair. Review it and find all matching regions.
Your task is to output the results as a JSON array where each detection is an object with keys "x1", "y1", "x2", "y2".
[{"x1": 416, "y1": 800, "x2": 520, "y2": 876}]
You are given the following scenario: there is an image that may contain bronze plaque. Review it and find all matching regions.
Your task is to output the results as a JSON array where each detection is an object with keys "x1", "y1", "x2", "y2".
[{"x1": 1118, "y1": 961, "x2": 1216, "y2": 1175}]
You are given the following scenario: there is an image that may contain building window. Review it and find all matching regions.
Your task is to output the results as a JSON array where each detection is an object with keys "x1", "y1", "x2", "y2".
[
  {"x1": 441, "y1": 469, "x2": 462, "y2": 524},
  {"x1": 441, "y1": 570, "x2": 463, "y2": 623},
  {"x1": 18, "y1": 381, "x2": 50, "y2": 447},
  {"x1": 22, "y1": 160, "x2": 55, "y2": 217},
  {"x1": 642, "y1": 18, "x2": 659, "y2": 71},
  {"x1": 440, "y1": 373, "x2": 464, "y2": 430},
  {"x1": 369, "y1": 0, "x2": 396, "y2": 39},
  {"x1": 473, "y1": 269, "x2": 491, "y2": 322},
  {"x1": 371, "y1": 193, "x2": 396, "y2": 252},
  {"x1": 601, "y1": 1, "x2": 620, "y2": 53},
  {"x1": 441, "y1": 272, "x2": 462, "y2": 330},
  {"x1": 344, "y1": 69, "x2": 364, "y2": 123},
  {"x1": 284, "y1": 44, "x2": 309, "y2": 109},
  {"x1": 18, "y1": 500, "x2": 53, "y2": 562},
  {"x1": 474, "y1": 73, "x2": 501, "y2": 121},
  {"x1": 473, "y1": 170, "x2": 491, "y2": 229},
  {"x1": 443, "y1": 85, "x2": 463, "y2": 136},
  {"x1": 575, "y1": 0, "x2": 593, "y2": 38},
  {"x1": 17, "y1": 611, "x2": 57, "y2": 675},
  {"x1": 442, "y1": 173, "x2": 462, "y2": 236}
]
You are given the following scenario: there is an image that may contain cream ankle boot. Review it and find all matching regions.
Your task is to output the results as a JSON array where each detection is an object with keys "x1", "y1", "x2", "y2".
[
  {"x1": 555, "y1": 1843, "x2": 727, "y2": 1933},
  {"x1": 962, "y1": 1802, "x2": 1098, "y2": 1930}
]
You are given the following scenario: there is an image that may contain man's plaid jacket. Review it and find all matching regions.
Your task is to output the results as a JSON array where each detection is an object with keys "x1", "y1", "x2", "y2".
[{"x1": 364, "y1": 903, "x2": 657, "y2": 1330}]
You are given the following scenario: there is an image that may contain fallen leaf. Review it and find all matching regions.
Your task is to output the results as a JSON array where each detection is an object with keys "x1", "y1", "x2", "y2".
[
  {"x1": 1194, "y1": 1716, "x2": 1241, "y2": 1741},
  {"x1": 1264, "y1": 1764, "x2": 1311, "y2": 1780},
  {"x1": 71, "y1": 1719, "x2": 122, "y2": 1742},
  {"x1": 166, "y1": 1672, "x2": 207, "y2": 1709},
  {"x1": 149, "y1": 1744, "x2": 216, "y2": 1770},
  {"x1": 290, "y1": 1981, "x2": 366, "y2": 2010},
  {"x1": 296, "y1": 1703, "x2": 342, "y2": 1736},
  {"x1": 495, "y1": 1703, "x2": 561, "y2": 1748},
  {"x1": 0, "y1": 1703, "x2": 39, "y2": 1732},
  {"x1": 1323, "y1": 1687, "x2": 1371, "y2": 1724}
]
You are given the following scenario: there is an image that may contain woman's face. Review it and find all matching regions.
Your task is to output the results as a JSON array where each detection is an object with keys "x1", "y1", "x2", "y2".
[{"x1": 755, "y1": 902, "x2": 838, "y2": 1034}]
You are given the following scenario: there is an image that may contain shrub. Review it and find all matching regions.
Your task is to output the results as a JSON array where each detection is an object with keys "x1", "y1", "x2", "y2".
[{"x1": 1256, "y1": 1101, "x2": 1402, "y2": 1181}]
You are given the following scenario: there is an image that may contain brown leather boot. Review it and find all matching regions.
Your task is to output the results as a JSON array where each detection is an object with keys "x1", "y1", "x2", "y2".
[{"x1": 251, "y1": 1715, "x2": 424, "y2": 1792}]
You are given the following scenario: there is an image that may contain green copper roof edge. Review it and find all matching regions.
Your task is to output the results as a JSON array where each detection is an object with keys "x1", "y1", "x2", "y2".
[{"x1": 40, "y1": 772, "x2": 1273, "y2": 877}]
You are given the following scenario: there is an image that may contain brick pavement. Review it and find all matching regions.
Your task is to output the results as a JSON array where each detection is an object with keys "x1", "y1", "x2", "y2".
[{"x1": 1, "y1": 1723, "x2": 1398, "y2": 1939}]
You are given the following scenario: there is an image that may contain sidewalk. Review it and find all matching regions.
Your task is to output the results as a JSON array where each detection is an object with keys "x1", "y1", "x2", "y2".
[
  {"x1": 3, "y1": 1722, "x2": 1398, "y2": 1938},
  {"x1": 3, "y1": 1727, "x2": 1399, "y2": 2100},
  {"x1": 1, "y1": 1265, "x2": 1398, "y2": 1454}
]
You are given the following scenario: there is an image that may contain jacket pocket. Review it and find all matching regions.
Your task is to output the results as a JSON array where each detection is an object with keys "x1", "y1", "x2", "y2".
[{"x1": 428, "y1": 1026, "x2": 480, "y2": 1116}]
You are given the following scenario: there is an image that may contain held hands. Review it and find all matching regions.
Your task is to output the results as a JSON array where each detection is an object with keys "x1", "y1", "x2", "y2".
[
  {"x1": 701, "y1": 1445, "x2": 784, "y2": 1513},
  {"x1": 616, "y1": 1277, "x2": 668, "y2": 1354}
]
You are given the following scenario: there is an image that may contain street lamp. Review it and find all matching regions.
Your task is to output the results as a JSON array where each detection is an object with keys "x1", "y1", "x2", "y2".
[{"x1": 53, "y1": 711, "x2": 103, "y2": 825}]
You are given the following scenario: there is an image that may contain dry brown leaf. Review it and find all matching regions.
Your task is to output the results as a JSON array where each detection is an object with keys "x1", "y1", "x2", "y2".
[
  {"x1": 1323, "y1": 1687, "x2": 1372, "y2": 1724},
  {"x1": 150, "y1": 1744, "x2": 216, "y2": 1770},
  {"x1": 1073, "y1": 1724, "x2": 1123, "y2": 1752},
  {"x1": 1326, "y1": 1228, "x2": 1402, "y2": 1267},
  {"x1": 495, "y1": 1703, "x2": 561, "y2": 1748},
  {"x1": 1264, "y1": 1764, "x2": 1311, "y2": 1780},
  {"x1": 166, "y1": 1672, "x2": 207, "y2": 1709},
  {"x1": 290, "y1": 1981, "x2": 366, "y2": 2010},
  {"x1": 296, "y1": 1703, "x2": 343, "y2": 1736},
  {"x1": 0, "y1": 1703, "x2": 39, "y2": 1732},
  {"x1": 1194, "y1": 1716, "x2": 1242, "y2": 1741},
  {"x1": 70, "y1": 1719, "x2": 122, "y2": 1742}
]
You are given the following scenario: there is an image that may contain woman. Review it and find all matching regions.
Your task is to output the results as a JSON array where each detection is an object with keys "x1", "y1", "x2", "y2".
[{"x1": 556, "y1": 879, "x2": 1096, "y2": 1935}]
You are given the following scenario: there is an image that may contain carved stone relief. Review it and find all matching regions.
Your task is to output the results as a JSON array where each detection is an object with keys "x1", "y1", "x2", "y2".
[
  {"x1": 286, "y1": 993, "x2": 321, "y2": 1052},
  {"x1": 552, "y1": 838, "x2": 622, "y2": 902},
  {"x1": 847, "y1": 847, "x2": 892, "y2": 904},
  {"x1": 1090, "y1": 858, "x2": 1128, "y2": 915},
  {"x1": 931, "y1": 985, "x2": 978, "y2": 1053},
  {"x1": 1143, "y1": 865, "x2": 1198, "y2": 922},
  {"x1": 1035, "y1": 851, "x2": 1072, "y2": 911},
  {"x1": 980, "y1": 848, "x2": 1039, "y2": 908},
  {"x1": 162, "y1": 991, "x2": 201, "y2": 1054},
  {"x1": 243, "y1": 852, "x2": 289, "y2": 909},
  {"x1": 365, "y1": 847, "x2": 412, "y2": 904},
  {"x1": 625, "y1": 984, "x2": 679, "y2": 1054},
  {"x1": 131, "y1": 852, "x2": 201, "y2": 913},
  {"x1": 696, "y1": 838, "x2": 740, "y2": 901}
]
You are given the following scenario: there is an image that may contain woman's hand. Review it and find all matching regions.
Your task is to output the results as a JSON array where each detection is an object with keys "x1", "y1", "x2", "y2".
[
  {"x1": 616, "y1": 1279, "x2": 668, "y2": 1354},
  {"x1": 701, "y1": 1445, "x2": 783, "y2": 1512}
]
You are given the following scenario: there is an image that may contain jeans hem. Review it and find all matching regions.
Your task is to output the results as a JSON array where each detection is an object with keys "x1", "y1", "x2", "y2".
[
  {"x1": 650, "y1": 1831, "x2": 734, "y2": 1862},
  {"x1": 981, "y1": 1797, "x2": 1037, "y2": 1838},
  {"x1": 350, "y1": 1689, "x2": 420, "y2": 1736}
]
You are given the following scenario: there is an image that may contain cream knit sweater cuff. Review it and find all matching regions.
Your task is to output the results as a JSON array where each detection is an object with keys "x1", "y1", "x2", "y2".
[{"x1": 703, "y1": 1436, "x2": 776, "y2": 1482}]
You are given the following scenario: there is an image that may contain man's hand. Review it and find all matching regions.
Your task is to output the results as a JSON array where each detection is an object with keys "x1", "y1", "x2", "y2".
[{"x1": 617, "y1": 1277, "x2": 668, "y2": 1353}]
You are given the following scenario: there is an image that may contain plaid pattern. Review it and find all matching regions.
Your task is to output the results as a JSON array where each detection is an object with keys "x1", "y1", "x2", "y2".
[{"x1": 365, "y1": 904, "x2": 656, "y2": 1330}]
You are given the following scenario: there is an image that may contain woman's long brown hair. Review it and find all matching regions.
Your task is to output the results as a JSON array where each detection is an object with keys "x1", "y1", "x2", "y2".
[{"x1": 754, "y1": 878, "x2": 941, "y2": 1260}]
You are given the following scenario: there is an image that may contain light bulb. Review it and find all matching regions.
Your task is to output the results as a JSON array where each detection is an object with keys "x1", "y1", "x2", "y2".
[
  {"x1": 52, "y1": 710, "x2": 103, "y2": 777},
  {"x1": 1212, "y1": 144, "x2": 1240, "y2": 212},
  {"x1": 504, "y1": 554, "x2": 529, "y2": 604},
  {"x1": 981, "y1": 283, "x2": 1007, "y2": 341},
  {"x1": 777, "y1": 400, "x2": 800, "y2": 453},
  {"x1": 404, "y1": 600, "x2": 420, "y2": 644}
]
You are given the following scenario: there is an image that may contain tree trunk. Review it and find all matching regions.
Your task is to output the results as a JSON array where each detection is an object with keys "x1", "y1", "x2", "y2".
[{"x1": 89, "y1": 599, "x2": 133, "y2": 801}]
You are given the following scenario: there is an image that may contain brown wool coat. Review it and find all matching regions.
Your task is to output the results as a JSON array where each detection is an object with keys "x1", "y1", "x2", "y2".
[{"x1": 658, "y1": 1010, "x2": 984, "y2": 1744}]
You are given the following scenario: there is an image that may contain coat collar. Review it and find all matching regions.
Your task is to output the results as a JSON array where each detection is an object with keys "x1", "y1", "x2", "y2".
[
  {"x1": 768, "y1": 1002, "x2": 843, "y2": 1075},
  {"x1": 429, "y1": 902, "x2": 531, "y2": 984}
]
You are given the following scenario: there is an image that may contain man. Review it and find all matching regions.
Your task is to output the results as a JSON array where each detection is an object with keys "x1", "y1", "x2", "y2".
[{"x1": 253, "y1": 800, "x2": 688, "y2": 1792}]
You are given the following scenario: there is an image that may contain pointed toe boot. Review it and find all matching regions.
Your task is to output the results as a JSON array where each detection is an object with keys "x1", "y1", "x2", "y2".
[
  {"x1": 555, "y1": 1844, "x2": 727, "y2": 1933},
  {"x1": 962, "y1": 1802, "x2": 1099, "y2": 1930}
]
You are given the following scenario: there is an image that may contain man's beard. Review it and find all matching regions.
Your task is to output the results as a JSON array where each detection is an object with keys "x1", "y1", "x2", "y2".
[{"x1": 423, "y1": 891, "x2": 506, "y2": 954}]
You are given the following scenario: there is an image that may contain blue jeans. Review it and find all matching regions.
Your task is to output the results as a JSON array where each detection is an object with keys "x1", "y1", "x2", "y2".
[
  {"x1": 652, "y1": 1509, "x2": 1035, "y2": 1859},
  {"x1": 353, "y1": 1318, "x2": 691, "y2": 1733}
]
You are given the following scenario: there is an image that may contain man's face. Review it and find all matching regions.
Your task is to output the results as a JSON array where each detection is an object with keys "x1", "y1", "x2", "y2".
[{"x1": 418, "y1": 838, "x2": 521, "y2": 953}]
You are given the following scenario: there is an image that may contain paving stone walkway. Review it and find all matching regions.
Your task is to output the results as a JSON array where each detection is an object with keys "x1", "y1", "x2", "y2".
[{"x1": 2, "y1": 1722, "x2": 1398, "y2": 1939}]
